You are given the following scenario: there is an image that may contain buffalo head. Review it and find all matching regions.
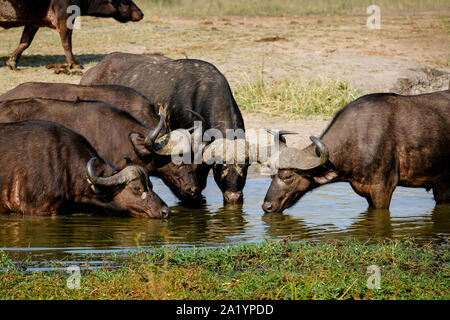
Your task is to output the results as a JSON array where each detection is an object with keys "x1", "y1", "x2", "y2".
[
  {"x1": 87, "y1": 157, "x2": 170, "y2": 218},
  {"x1": 202, "y1": 138, "x2": 250, "y2": 203},
  {"x1": 262, "y1": 136, "x2": 335, "y2": 213},
  {"x1": 94, "y1": 0, "x2": 144, "y2": 22},
  {"x1": 129, "y1": 111, "x2": 201, "y2": 202}
]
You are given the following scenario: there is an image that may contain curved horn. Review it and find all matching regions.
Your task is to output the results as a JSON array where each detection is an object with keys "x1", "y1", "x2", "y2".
[
  {"x1": 149, "y1": 109, "x2": 208, "y2": 155},
  {"x1": 151, "y1": 129, "x2": 192, "y2": 156},
  {"x1": 266, "y1": 129, "x2": 298, "y2": 144},
  {"x1": 144, "y1": 111, "x2": 166, "y2": 150},
  {"x1": 310, "y1": 136, "x2": 329, "y2": 166},
  {"x1": 86, "y1": 157, "x2": 146, "y2": 187},
  {"x1": 277, "y1": 136, "x2": 329, "y2": 170},
  {"x1": 202, "y1": 138, "x2": 248, "y2": 164},
  {"x1": 187, "y1": 109, "x2": 207, "y2": 126},
  {"x1": 186, "y1": 109, "x2": 208, "y2": 136}
]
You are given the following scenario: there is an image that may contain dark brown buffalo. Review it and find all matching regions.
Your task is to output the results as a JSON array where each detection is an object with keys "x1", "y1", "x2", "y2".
[
  {"x1": 0, "y1": 120, "x2": 169, "y2": 217},
  {"x1": 262, "y1": 90, "x2": 450, "y2": 213},
  {"x1": 80, "y1": 52, "x2": 248, "y2": 204},
  {"x1": 0, "y1": 0, "x2": 143, "y2": 70},
  {"x1": 0, "y1": 82, "x2": 160, "y2": 128},
  {"x1": 0, "y1": 98, "x2": 201, "y2": 203}
]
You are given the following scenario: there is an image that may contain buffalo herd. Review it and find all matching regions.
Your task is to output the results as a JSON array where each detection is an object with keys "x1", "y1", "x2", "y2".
[{"x1": 0, "y1": 2, "x2": 449, "y2": 218}]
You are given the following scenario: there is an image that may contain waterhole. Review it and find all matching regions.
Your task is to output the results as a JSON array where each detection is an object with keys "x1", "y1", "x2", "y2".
[{"x1": 0, "y1": 177, "x2": 449, "y2": 269}]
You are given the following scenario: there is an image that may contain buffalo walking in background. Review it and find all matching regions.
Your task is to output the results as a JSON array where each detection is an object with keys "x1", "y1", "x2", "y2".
[{"x1": 0, "y1": 0, "x2": 143, "y2": 70}]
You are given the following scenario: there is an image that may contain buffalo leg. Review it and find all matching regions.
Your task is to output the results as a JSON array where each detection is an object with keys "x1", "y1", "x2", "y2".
[
  {"x1": 433, "y1": 182, "x2": 450, "y2": 204},
  {"x1": 368, "y1": 183, "x2": 396, "y2": 209},
  {"x1": 58, "y1": 21, "x2": 83, "y2": 70},
  {"x1": 6, "y1": 25, "x2": 39, "y2": 70},
  {"x1": 351, "y1": 179, "x2": 397, "y2": 210}
]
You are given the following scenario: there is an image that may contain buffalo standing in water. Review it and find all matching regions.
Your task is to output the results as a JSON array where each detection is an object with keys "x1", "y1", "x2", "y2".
[
  {"x1": 0, "y1": 97, "x2": 202, "y2": 203},
  {"x1": 81, "y1": 52, "x2": 248, "y2": 204},
  {"x1": 0, "y1": 120, "x2": 170, "y2": 218},
  {"x1": 0, "y1": 0, "x2": 143, "y2": 69},
  {"x1": 262, "y1": 90, "x2": 450, "y2": 213}
]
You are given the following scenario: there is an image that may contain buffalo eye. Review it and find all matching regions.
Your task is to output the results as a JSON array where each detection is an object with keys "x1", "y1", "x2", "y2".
[
  {"x1": 279, "y1": 171, "x2": 294, "y2": 183},
  {"x1": 147, "y1": 178, "x2": 153, "y2": 190},
  {"x1": 132, "y1": 185, "x2": 143, "y2": 195}
]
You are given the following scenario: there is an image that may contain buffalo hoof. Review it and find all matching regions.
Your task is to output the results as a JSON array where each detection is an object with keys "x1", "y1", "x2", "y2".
[
  {"x1": 70, "y1": 63, "x2": 84, "y2": 70},
  {"x1": 5, "y1": 60, "x2": 17, "y2": 70}
]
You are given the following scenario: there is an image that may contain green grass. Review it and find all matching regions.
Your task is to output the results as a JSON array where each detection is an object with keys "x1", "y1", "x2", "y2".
[
  {"x1": 233, "y1": 78, "x2": 358, "y2": 117},
  {"x1": 1, "y1": 239, "x2": 448, "y2": 300},
  {"x1": 138, "y1": 0, "x2": 450, "y2": 16}
]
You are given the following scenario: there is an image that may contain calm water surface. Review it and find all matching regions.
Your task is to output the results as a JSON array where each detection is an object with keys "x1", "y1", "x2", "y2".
[{"x1": 1, "y1": 177, "x2": 449, "y2": 266}]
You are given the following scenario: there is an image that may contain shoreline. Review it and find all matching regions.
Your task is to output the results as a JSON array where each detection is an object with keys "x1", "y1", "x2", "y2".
[{"x1": 1, "y1": 239, "x2": 448, "y2": 300}]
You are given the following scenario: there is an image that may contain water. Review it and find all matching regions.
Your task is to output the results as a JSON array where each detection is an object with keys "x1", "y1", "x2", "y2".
[{"x1": 1, "y1": 177, "x2": 449, "y2": 267}]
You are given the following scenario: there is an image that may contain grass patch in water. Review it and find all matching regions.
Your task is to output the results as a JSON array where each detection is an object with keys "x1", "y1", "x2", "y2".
[{"x1": 0, "y1": 239, "x2": 448, "y2": 300}]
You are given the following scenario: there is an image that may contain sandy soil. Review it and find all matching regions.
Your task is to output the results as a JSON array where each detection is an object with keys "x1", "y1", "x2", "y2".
[
  {"x1": 243, "y1": 113, "x2": 328, "y2": 149},
  {"x1": 148, "y1": 13, "x2": 450, "y2": 94}
]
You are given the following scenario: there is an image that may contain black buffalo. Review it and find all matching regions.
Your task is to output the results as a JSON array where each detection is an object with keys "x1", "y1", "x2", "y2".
[
  {"x1": 0, "y1": 0, "x2": 143, "y2": 70},
  {"x1": 262, "y1": 90, "x2": 450, "y2": 213},
  {"x1": 0, "y1": 120, "x2": 169, "y2": 217},
  {"x1": 0, "y1": 98, "x2": 201, "y2": 203},
  {"x1": 80, "y1": 52, "x2": 248, "y2": 204}
]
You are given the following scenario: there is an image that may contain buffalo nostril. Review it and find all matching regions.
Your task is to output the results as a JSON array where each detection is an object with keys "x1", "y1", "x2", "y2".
[
  {"x1": 224, "y1": 191, "x2": 243, "y2": 203},
  {"x1": 160, "y1": 206, "x2": 171, "y2": 218},
  {"x1": 132, "y1": 10, "x2": 143, "y2": 21},
  {"x1": 262, "y1": 202, "x2": 273, "y2": 213},
  {"x1": 190, "y1": 187, "x2": 201, "y2": 196}
]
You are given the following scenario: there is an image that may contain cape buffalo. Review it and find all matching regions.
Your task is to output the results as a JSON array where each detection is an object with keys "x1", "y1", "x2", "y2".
[
  {"x1": 80, "y1": 52, "x2": 248, "y2": 204},
  {"x1": 0, "y1": 98, "x2": 201, "y2": 203},
  {"x1": 0, "y1": 82, "x2": 160, "y2": 129},
  {"x1": 0, "y1": 0, "x2": 143, "y2": 70},
  {"x1": 0, "y1": 120, "x2": 169, "y2": 217},
  {"x1": 262, "y1": 90, "x2": 450, "y2": 213}
]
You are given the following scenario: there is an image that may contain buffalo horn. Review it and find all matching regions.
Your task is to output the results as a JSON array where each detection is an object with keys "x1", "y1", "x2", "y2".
[
  {"x1": 144, "y1": 110, "x2": 167, "y2": 151},
  {"x1": 86, "y1": 157, "x2": 146, "y2": 187},
  {"x1": 265, "y1": 129, "x2": 298, "y2": 144},
  {"x1": 202, "y1": 138, "x2": 248, "y2": 164},
  {"x1": 278, "y1": 136, "x2": 329, "y2": 170},
  {"x1": 145, "y1": 109, "x2": 206, "y2": 154}
]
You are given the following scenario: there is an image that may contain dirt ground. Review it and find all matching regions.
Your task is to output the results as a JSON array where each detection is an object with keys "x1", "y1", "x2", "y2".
[
  {"x1": 244, "y1": 113, "x2": 328, "y2": 149},
  {"x1": 155, "y1": 13, "x2": 450, "y2": 94},
  {"x1": 0, "y1": 10, "x2": 449, "y2": 139}
]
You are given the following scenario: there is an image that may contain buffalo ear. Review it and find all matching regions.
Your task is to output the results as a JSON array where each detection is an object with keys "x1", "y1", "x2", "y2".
[
  {"x1": 130, "y1": 133, "x2": 152, "y2": 157},
  {"x1": 313, "y1": 170, "x2": 338, "y2": 185}
]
